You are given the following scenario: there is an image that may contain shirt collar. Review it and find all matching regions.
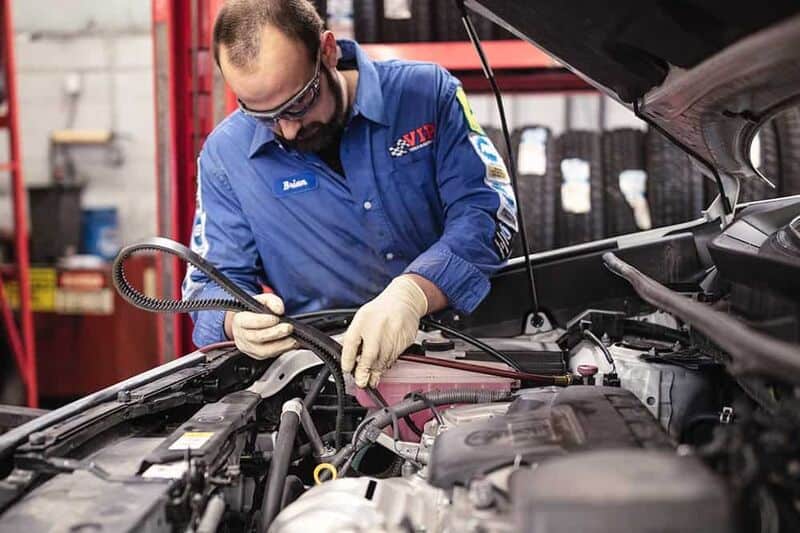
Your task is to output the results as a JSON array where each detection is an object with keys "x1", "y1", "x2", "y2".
[{"x1": 248, "y1": 39, "x2": 386, "y2": 158}]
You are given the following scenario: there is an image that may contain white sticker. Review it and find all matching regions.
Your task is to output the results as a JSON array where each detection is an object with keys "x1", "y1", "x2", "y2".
[
  {"x1": 168, "y1": 431, "x2": 214, "y2": 451},
  {"x1": 468, "y1": 133, "x2": 519, "y2": 232},
  {"x1": 560, "y1": 158, "x2": 591, "y2": 214},
  {"x1": 750, "y1": 132, "x2": 762, "y2": 169},
  {"x1": 383, "y1": 0, "x2": 411, "y2": 20},
  {"x1": 517, "y1": 127, "x2": 548, "y2": 175},
  {"x1": 619, "y1": 169, "x2": 652, "y2": 230},
  {"x1": 142, "y1": 462, "x2": 188, "y2": 479},
  {"x1": 469, "y1": 133, "x2": 503, "y2": 167},
  {"x1": 383, "y1": 0, "x2": 412, "y2": 19}
]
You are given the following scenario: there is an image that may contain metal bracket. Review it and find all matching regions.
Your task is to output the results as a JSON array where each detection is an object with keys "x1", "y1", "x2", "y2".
[{"x1": 247, "y1": 350, "x2": 324, "y2": 399}]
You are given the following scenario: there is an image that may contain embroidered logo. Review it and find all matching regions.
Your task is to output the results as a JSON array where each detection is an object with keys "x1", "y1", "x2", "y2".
[{"x1": 388, "y1": 123, "x2": 436, "y2": 158}]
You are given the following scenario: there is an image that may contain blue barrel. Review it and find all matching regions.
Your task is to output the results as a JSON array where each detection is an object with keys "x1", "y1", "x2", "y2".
[{"x1": 80, "y1": 207, "x2": 120, "y2": 260}]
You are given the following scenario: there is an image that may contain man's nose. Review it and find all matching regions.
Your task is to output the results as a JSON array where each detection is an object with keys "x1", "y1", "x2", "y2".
[{"x1": 278, "y1": 118, "x2": 302, "y2": 140}]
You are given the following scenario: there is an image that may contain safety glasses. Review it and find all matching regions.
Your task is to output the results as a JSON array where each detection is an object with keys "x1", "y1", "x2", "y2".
[{"x1": 237, "y1": 49, "x2": 322, "y2": 125}]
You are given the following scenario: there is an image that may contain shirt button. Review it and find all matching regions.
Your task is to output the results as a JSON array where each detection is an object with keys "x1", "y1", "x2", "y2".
[
  {"x1": 363, "y1": 201, "x2": 372, "y2": 210},
  {"x1": 385, "y1": 252, "x2": 394, "y2": 260}
]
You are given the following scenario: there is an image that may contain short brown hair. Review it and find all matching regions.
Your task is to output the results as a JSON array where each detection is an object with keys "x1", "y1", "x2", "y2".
[{"x1": 212, "y1": 0, "x2": 324, "y2": 71}]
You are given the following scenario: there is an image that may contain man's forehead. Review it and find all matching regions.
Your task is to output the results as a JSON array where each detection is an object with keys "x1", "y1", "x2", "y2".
[{"x1": 222, "y1": 25, "x2": 316, "y2": 108}]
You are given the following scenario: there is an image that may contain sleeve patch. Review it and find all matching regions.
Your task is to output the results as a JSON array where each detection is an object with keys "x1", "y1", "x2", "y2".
[{"x1": 456, "y1": 86, "x2": 485, "y2": 135}]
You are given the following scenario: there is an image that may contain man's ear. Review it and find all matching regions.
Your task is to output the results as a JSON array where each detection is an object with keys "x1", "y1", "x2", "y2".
[{"x1": 320, "y1": 30, "x2": 339, "y2": 69}]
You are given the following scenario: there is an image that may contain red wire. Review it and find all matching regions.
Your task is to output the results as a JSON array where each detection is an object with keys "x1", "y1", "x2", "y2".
[{"x1": 398, "y1": 354, "x2": 560, "y2": 384}]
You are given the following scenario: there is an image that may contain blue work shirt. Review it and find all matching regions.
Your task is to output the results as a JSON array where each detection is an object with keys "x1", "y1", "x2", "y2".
[{"x1": 184, "y1": 40, "x2": 518, "y2": 347}]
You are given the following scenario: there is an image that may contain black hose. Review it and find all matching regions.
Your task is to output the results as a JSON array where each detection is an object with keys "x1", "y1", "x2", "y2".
[
  {"x1": 112, "y1": 237, "x2": 346, "y2": 449},
  {"x1": 602, "y1": 252, "x2": 800, "y2": 383},
  {"x1": 299, "y1": 404, "x2": 325, "y2": 457},
  {"x1": 297, "y1": 309, "x2": 527, "y2": 374},
  {"x1": 326, "y1": 388, "x2": 513, "y2": 476},
  {"x1": 421, "y1": 317, "x2": 524, "y2": 372},
  {"x1": 582, "y1": 329, "x2": 615, "y2": 368},
  {"x1": 362, "y1": 389, "x2": 511, "y2": 437},
  {"x1": 303, "y1": 367, "x2": 330, "y2": 408},
  {"x1": 261, "y1": 399, "x2": 302, "y2": 530}
]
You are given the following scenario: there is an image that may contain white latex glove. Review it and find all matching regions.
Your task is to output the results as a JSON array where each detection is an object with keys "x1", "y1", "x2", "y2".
[
  {"x1": 231, "y1": 293, "x2": 298, "y2": 360},
  {"x1": 341, "y1": 275, "x2": 428, "y2": 388}
]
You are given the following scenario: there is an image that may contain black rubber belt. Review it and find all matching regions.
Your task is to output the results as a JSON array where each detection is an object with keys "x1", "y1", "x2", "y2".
[{"x1": 112, "y1": 236, "x2": 347, "y2": 448}]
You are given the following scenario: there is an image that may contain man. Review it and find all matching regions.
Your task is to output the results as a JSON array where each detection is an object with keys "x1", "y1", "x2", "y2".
[{"x1": 184, "y1": 0, "x2": 518, "y2": 388}]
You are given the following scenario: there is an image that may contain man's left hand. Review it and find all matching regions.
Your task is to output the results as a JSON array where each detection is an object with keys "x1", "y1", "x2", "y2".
[{"x1": 341, "y1": 275, "x2": 429, "y2": 388}]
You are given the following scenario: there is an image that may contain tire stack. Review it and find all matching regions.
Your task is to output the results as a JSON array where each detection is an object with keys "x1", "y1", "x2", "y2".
[
  {"x1": 602, "y1": 128, "x2": 646, "y2": 237},
  {"x1": 434, "y1": 3, "x2": 495, "y2": 41},
  {"x1": 645, "y1": 129, "x2": 705, "y2": 228},
  {"x1": 554, "y1": 131, "x2": 605, "y2": 247},
  {"x1": 386, "y1": 0, "x2": 435, "y2": 43},
  {"x1": 773, "y1": 106, "x2": 800, "y2": 196},
  {"x1": 510, "y1": 126, "x2": 558, "y2": 255},
  {"x1": 482, "y1": 126, "x2": 510, "y2": 168},
  {"x1": 353, "y1": 0, "x2": 380, "y2": 43}
]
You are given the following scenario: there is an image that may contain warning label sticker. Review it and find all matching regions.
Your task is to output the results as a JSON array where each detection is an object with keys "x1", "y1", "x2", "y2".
[{"x1": 168, "y1": 431, "x2": 214, "y2": 451}]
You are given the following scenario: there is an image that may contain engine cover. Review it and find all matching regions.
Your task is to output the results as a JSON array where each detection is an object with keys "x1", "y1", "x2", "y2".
[
  {"x1": 510, "y1": 449, "x2": 731, "y2": 533},
  {"x1": 427, "y1": 386, "x2": 672, "y2": 489}
]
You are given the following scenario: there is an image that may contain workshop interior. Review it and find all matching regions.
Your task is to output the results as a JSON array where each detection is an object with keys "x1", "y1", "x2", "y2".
[{"x1": 1, "y1": 0, "x2": 800, "y2": 532}]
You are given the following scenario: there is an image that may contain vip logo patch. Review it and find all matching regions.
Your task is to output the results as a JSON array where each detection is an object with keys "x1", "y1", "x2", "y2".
[{"x1": 389, "y1": 123, "x2": 436, "y2": 158}]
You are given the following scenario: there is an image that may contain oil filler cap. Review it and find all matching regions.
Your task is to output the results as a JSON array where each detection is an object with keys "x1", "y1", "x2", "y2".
[{"x1": 422, "y1": 339, "x2": 456, "y2": 352}]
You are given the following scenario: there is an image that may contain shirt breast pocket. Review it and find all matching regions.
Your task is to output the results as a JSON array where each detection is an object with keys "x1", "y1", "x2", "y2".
[{"x1": 388, "y1": 147, "x2": 436, "y2": 189}]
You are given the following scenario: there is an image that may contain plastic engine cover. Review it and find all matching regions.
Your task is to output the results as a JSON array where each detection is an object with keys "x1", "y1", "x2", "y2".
[
  {"x1": 427, "y1": 386, "x2": 672, "y2": 489},
  {"x1": 510, "y1": 449, "x2": 730, "y2": 533}
]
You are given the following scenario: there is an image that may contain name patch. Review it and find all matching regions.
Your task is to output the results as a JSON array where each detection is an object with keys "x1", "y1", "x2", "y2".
[{"x1": 272, "y1": 172, "x2": 318, "y2": 197}]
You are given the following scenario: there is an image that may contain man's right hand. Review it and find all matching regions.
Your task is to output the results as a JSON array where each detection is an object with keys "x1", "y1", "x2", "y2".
[{"x1": 225, "y1": 293, "x2": 298, "y2": 360}]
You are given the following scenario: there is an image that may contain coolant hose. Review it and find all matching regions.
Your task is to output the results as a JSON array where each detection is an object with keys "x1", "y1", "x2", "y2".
[
  {"x1": 261, "y1": 399, "x2": 303, "y2": 530},
  {"x1": 112, "y1": 237, "x2": 346, "y2": 448}
]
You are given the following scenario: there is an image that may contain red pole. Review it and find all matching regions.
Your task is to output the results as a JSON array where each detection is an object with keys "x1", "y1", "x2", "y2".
[
  {"x1": 0, "y1": 275, "x2": 26, "y2": 377},
  {"x1": 3, "y1": 0, "x2": 38, "y2": 406}
]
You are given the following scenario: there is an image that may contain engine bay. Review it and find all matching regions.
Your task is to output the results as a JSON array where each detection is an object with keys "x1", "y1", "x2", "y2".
[{"x1": 1, "y1": 198, "x2": 800, "y2": 533}]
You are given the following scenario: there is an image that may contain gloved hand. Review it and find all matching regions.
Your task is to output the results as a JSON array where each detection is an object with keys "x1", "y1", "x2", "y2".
[
  {"x1": 229, "y1": 293, "x2": 298, "y2": 360},
  {"x1": 341, "y1": 275, "x2": 429, "y2": 388}
]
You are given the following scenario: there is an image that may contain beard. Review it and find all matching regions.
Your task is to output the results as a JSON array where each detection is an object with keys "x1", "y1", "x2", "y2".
[{"x1": 278, "y1": 65, "x2": 346, "y2": 153}]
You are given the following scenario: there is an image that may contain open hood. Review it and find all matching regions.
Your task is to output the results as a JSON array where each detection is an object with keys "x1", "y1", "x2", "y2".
[{"x1": 466, "y1": 0, "x2": 800, "y2": 205}]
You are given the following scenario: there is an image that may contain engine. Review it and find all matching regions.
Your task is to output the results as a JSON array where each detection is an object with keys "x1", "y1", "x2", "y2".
[{"x1": 272, "y1": 382, "x2": 729, "y2": 533}]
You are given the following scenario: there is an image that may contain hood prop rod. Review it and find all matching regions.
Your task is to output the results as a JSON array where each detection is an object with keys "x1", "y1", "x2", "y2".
[{"x1": 455, "y1": 0, "x2": 544, "y2": 327}]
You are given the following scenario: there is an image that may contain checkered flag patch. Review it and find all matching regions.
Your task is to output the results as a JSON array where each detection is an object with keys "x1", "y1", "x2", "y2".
[{"x1": 388, "y1": 138, "x2": 410, "y2": 158}]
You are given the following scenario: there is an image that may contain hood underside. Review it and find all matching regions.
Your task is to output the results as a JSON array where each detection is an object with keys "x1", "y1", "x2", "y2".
[{"x1": 466, "y1": 1, "x2": 800, "y2": 193}]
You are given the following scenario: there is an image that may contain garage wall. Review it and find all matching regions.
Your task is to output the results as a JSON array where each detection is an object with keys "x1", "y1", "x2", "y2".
[{"x1": 0, "y1": 1, "x2": 157, "y2": 245}]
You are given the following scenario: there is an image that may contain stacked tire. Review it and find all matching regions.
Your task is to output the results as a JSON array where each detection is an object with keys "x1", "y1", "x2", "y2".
[
  {"x1": 434, "y1": 2, "x2": 495, "y2": 41},
  {"x1": 554, "y1": 131, "x2": 605, "y2": 247},
  {"x1": 482, "y1": 126, "x2": 510, "y2": 168},
  {"x1": 510, "y1": 126, "x2": 558, "y2": 255},
  {"x1": 602, "y1": 128, "x2": 646, "y2": 236},
  {"x1": 379, "y1": 0, "x2": 434, "y2": 43},
  {"x1": 773, "y1": 106, "x2": 800, "y2": 196},
  {"x1": 353, "y1": 0, "x2": 380, "y2": 43},
  {"x1": 645, "y1": 129, "x2": 705, "y2": 228},
  {"x1": 353, "y1": 1, "x2": 434, "y2": 43}
]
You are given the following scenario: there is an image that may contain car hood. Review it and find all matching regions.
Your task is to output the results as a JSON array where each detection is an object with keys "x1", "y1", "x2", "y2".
[{"x1": 466, "y1": 1, "x2": 800, "y2": 203}]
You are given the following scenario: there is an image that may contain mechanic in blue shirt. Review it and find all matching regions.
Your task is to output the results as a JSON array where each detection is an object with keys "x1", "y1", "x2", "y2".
[{"x1": 184, "y1": 0, "x2": 518, "y2": 388}]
